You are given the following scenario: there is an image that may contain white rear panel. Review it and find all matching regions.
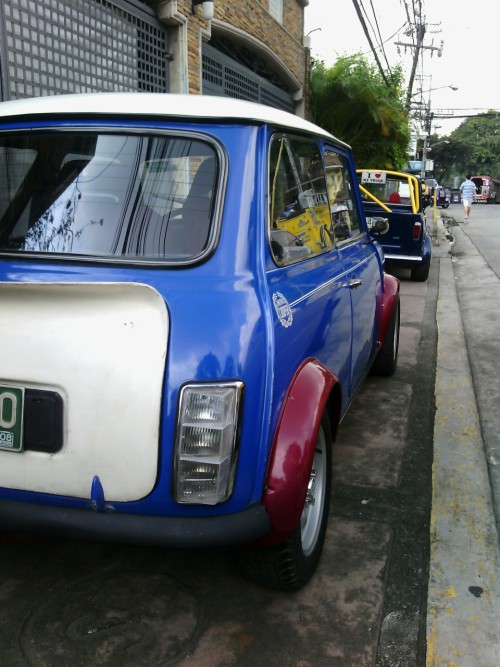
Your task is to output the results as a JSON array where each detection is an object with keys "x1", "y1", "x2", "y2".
[{"x1": 0, "y1": 282, "x2": 168, "y2": 502}]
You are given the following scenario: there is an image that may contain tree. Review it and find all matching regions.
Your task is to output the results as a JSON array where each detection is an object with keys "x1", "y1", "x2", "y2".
[
  {"x1": 431, "y1": 113, "x2": 500, "y2": 185},
  {"x1": 451, "y1": 113, "x2": 500, "y2": 177},
  {"x1": 309, "y1": 55, "x2": 410, "y2": 170}
]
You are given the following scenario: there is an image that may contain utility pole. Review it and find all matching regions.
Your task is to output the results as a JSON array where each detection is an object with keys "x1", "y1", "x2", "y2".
[
  {"x1": 396, "y1": 25, "x2": 444, "y2": 111},
  {"x1": 420, "y1": 133, "x2": 430, "y2": 178},
  {"x1": 396, "y1": 19, "x2": 444, "y2": 178},
  {"x1": 420, "y1": 86, "x2": 434, "y2": 178},
  {"x1": 402, "y1": 23, "x2": 426, "y2": 111}
]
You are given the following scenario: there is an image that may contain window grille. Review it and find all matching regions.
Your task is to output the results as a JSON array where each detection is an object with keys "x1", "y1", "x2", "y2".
[
  {"x1": 0, "y1": 0, "x2": 168, "y2": 100},
  {"x1": 202, "y1": 44, "x2": 294, "y2": 113}
]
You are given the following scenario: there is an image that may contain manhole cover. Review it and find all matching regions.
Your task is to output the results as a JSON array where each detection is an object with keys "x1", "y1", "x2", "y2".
[{"x1": 20, "y1": 570, "x2": 199, "y2": 666}]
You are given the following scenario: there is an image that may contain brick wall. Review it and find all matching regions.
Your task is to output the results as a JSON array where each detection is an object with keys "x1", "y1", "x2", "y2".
[{"x1": 176, "y1": 1, "x2": 307, "y2": 99}]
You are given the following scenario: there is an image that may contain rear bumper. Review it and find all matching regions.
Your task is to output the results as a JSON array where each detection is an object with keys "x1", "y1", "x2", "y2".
[
  {"x1": 0, "y1": 500, "x2": 271, "y2": 549},
  {"x1": 384, "y1": 253, "x2": 424, "y2": 264},
  {"x1": 384, "y1": 233, "x2": 432, "y2": 267}
]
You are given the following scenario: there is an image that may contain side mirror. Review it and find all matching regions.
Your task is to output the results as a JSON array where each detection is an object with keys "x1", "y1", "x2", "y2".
[{"x1": 366, "y1": 216, "x2": 389, "y2": 235}]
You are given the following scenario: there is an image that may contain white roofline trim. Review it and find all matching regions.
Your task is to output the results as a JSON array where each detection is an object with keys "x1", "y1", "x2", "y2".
[{"x1": 0, "y1": 93, "x2": 348, "y2": 147}]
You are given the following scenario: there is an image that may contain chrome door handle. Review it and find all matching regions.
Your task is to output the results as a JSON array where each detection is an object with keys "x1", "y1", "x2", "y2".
[{"x1": 348, "y1": 279, "x2": 363, "y2": 289}]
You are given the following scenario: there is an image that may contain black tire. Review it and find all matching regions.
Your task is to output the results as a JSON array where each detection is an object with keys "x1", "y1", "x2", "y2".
[
  {"x1": 411, "y1": 260, "x2": 430, "y2": 282},
  {"x1": 370, "y1": 296, "x2": 400, "y2": 377},
  {"x1": 238, "y1": 414, "x2": 332, "y2": 591}
]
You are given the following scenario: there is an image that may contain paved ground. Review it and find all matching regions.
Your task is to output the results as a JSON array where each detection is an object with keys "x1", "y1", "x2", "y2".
[
  {"x1": 427, "y1": 211, "x2": 500, "y2": 667},
  {"x1": 0, "y1": 211, "x2": 498, "y2": 666},
  {"x1": 0, "y1": 267, "x2": 437, "y2": 666}
]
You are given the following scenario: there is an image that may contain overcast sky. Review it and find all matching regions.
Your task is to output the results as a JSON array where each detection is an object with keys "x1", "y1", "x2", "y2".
[{"x1": 304, "y1": 0, "x2": 500, "y2": 136}]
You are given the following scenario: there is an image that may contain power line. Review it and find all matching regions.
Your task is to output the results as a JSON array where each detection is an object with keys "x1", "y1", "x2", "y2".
[
  {"x1": 433, "y1": 108, "x2": 500, "y2": 112},
  {"x1": 433, "y1": 111, "x2": 499, "y2": 118},
  {"x1": 356, "y1": 22, "x2": 407, "y2": 58},
  {"x1": 350, "y1": 0, "x2": 391, "y2": 86},
  {"x1": 367, "y1": 0, "x2": 392, "y2": 73}
]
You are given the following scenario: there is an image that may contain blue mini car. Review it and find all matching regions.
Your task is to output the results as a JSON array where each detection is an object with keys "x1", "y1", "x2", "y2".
[
  {"x1": 0, "y1": 94, "x2": 399, "y2": 590},
  {"x1": 357, "y1": 169, "x2": 432, "y2": 281}
]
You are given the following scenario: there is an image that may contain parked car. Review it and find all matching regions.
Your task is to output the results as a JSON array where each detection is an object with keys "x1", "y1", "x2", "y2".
[
  {"x1": 357, "y1": 169, "x2": 432, "y2": 282},
  {"x1": 424, "y1": 177, "x2": 439, "y2": 195},
  {"x1": 436, "y1": 186, "x2": 450, "y2": 208},
  {"x1": 0, "y1": 93, "x2": 399, "y2": 590},
  {"x1": 425, "y1": 180, "x2": 450, "y2": 208}
]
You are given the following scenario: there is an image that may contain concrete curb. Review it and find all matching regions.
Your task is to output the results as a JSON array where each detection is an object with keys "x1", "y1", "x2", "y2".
[{"x1": 426, "y1": 230, "x2": 500, "y2": 666}]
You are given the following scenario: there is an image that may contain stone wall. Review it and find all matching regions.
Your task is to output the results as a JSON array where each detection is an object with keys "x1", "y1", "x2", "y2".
[{"x1": 148, "y1": 0, "x2": 308, "y2": 107}]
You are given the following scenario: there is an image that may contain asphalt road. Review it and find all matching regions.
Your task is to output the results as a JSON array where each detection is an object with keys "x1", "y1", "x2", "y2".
[{"x1": 0, "y1": 253, "x2": 439, "y2": 666}]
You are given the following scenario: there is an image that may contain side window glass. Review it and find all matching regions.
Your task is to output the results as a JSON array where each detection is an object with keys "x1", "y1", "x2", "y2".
[
  {"x1": 324, "y1": 150, "x2": 362, "y2": 242},
  {"x1": 269, "y1": 134, "x2": 333, "y2": 266}
]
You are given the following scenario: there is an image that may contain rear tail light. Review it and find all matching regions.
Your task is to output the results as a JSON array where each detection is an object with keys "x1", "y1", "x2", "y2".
[
  {"x1": 413, "y1": 221, "x2": 422, "y2": 240},
  {"x1": 174, "y1": 382, "x2": 243, "y2": 504}
]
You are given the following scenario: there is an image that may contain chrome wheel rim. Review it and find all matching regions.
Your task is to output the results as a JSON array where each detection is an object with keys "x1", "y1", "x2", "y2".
[{"x1": 300, "y1": 425, "x2": 327, "y2": 557}]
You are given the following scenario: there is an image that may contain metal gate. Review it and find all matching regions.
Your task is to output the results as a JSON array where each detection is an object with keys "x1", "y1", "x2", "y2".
[
  {"x1": 202, "y1": 44, "x2": 295, "y2": 113},
  {"x1": 0, "y1": 0, "x2": 168, "y2": 101}
]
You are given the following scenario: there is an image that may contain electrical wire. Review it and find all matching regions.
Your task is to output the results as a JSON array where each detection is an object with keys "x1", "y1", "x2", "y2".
[
  {"x1": 350, "y1": 0, "x2": 391, "y2": 86},
  {"x1": 367, "y1": 0, "x2": 392, "y2": 73},
  {"x1": 357, "y1": 22, "x2": 407, "y2": 57}
]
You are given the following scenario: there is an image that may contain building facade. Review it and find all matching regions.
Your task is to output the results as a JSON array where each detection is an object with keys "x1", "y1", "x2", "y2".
[{"x1": 0, "y1": 0, "x2": 310, "y2": 116}]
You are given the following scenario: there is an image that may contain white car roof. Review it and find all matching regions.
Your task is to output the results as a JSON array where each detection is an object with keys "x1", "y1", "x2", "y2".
[{"x1": 0, "y1": 92, "x2": 348, "y2": 147}]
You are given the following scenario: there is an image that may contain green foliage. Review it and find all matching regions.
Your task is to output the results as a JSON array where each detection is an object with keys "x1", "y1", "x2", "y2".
[
  {"x1": 452, "y1": 113, "x2": 500, "y2": 177},
  {"x1": 309, "y1": 55, "x2": 410, "y2": 170},
  {"x1": 431, "y1": 113, "x2": 500, "y2": 185}
]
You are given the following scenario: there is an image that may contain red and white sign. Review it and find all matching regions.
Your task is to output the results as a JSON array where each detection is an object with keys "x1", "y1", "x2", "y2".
[{"x1": 361, "y1": 171, "x2": 387, "y2": 184}]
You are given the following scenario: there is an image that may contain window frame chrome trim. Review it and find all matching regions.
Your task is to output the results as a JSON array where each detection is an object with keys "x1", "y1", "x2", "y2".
[{"x1": 0, "y1": 124, "x2": 227, "y2": 267}]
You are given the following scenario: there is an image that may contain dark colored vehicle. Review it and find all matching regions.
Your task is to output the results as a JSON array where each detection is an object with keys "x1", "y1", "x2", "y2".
[
  {"x1": 0, "y1": 93, "x2": 400, "y2": 591},
  {"x1": 436, "y1": 186, "x2": 450, "y2": 208},
  {"x1": 357, "y1": 169, "x2": 432, "y2": 282}
]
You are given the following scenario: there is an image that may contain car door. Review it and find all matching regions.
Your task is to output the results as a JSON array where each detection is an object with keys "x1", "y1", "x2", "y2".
[
  {"x1": 266, "y1": 133, "x2": 353, "y2": 417},
  {"x1": 324, "y1": 149, "x2": 380, "y2": 397}
]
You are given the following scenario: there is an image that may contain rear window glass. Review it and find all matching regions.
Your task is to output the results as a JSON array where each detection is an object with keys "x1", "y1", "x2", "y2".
[
  {"x1": 0, "y1": 132, "x2": 219, "y2": 261},
  {"x1": 359, "y1": 174, "x2": 414, "y2": 206}
]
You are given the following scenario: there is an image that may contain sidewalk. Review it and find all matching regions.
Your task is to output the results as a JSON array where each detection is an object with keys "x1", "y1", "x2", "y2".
[{"x1": 426, "y1": 219, "x2": 500, "y2": 666}]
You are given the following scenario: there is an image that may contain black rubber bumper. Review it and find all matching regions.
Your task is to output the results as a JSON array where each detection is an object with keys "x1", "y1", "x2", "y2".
[{"x1": 0, "y1": 500, "x2": 271, "y2": 548}]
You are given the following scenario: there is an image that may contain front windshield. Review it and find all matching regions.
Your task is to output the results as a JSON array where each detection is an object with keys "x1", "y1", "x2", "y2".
[{"x1": 0, "y1": 131, "x2": 219, "y2": 261}]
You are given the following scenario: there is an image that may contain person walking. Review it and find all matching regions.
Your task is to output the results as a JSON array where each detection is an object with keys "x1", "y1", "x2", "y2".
[{"x1": 459, "y1": 175, "x2": 478, "y2": 221}]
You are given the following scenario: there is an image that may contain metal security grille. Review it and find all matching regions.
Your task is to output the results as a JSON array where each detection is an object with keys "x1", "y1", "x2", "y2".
[
  {"x1": 0, "y1": 0, "x2": 168, "y2": 101},
  {"x1": 202, "y1": 44, "x2": 294, "y2": 113}
]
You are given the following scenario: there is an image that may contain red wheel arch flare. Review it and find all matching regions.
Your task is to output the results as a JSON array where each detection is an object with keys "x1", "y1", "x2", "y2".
[
  {"x1": 376, "y1": 273, "x2": 400, "y2": 350},
  {"x1": 257, "y1": 358, "x2": 340, "y2": 546}
]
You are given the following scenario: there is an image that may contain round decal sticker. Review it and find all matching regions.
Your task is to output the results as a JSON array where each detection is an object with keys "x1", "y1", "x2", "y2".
[{"x1": 272, "y1": 292, "x2": 293, "y2": 328}]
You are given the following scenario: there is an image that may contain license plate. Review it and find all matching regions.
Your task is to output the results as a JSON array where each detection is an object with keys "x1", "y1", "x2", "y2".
[{"x1": 0, "y1": 385, "x2": 25, "y2": 452}]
